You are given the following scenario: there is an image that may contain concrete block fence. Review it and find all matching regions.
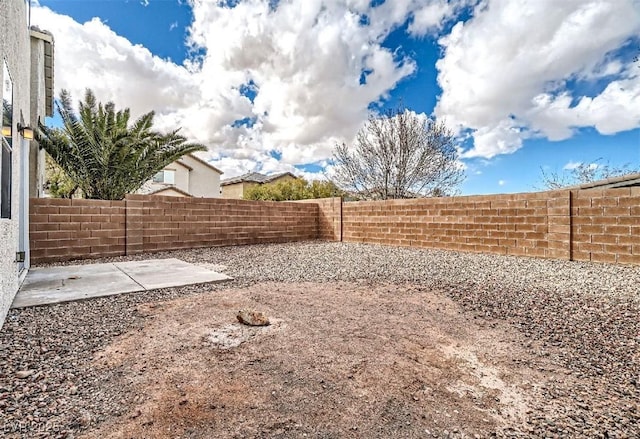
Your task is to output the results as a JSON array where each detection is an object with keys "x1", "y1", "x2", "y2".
[
  {"x1": 29, "y1": 188, "x2": 639, "y2": 265},
  {"x1": 30, "y1": 195, "x2": 326, "y2": 264},
  {"x1": 30, "y1": 198, "x2": 127, "y2": 263},
  {"x1": 341, "y1": 191, "x2": 571, "y2": 260}
]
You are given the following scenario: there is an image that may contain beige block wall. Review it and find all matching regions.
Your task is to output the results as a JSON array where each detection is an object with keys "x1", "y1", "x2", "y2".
[
  {"x1": 30, "y1": 195, "x2": 321, "y2": 263},
  {"x1": 297, "y1": 197, "x2": 342, "y2": 241},
  {"x1": 30, "y1": 199, "x2": 126, "y2": 263},
  {"x1": 341, "y1": 192, "x2": 570, "y2": 258},
  {"x1": 28, "y1": 190, "x2": 640, "y2": 268},
  {"x1": 570, "y1": 188, "x2": 640, "y2": 264}
]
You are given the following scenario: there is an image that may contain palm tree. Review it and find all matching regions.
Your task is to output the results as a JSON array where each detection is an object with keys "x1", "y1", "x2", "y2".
[{"x1": 37, "y1": 89, "x2": 206, "y2": 200}]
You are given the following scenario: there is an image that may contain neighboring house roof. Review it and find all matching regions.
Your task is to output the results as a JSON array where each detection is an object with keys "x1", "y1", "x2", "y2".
[
  {"x1": 565, "y1": 172, "x2": 640, "y2": 190},
  {"x1": 149, "y1": 186, "x2": 193, "y2": 197},
  {"x1": 186, "y1": 153, "x2": 223, "y2": 174},
  {"x1": 173, "y1": 160, "x2": 193, "y2": 171},
  {"x1": 221, "y1": 172, "x2": 297, "y2": 186}
]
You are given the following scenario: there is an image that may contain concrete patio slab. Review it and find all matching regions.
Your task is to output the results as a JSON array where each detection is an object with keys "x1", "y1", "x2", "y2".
[
  {"x1": 113, "y1": 258, "x2": 230, "y2": 290},
  {"x1": 11, "y1": 258, "x2": 232, "y2": 309}
]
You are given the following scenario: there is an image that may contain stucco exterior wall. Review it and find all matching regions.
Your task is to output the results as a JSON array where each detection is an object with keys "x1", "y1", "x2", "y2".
[
  {"x1": 270, "y1": 174, "x2": 296, "y2": 185},
  {"x1": 181, "y1": 154, "x2": 221, "y2": 198},
  {"x1": 138, "y1": 155, "x2": 221, "y2": 198},
  {"x1": 170, "y1": 163, "x2": 190, "y2": 192},
  {"x1": 0, "y1": 0, "x2": 32, "y2": 326},
  {"x1": 221, "y1": 181, "x2": 252, "y2": 199}
]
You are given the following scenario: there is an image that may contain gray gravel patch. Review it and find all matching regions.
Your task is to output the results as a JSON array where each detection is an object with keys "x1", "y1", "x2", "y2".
[{"x1": 1, "y1": 241, "x2": 639, "y2": 438}]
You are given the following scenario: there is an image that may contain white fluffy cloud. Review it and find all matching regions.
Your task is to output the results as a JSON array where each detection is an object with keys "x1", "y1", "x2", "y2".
[
  {"x1": 32, "y1": 10, "x2": 202, "y2": 122},
  {"x1": 408, "y1": 0, "x2": 477, "y2": 35},
  {"x1": 32, "y1": 0, "x2": 640, "y2": 177},
  {"x1": 436, "y1": 0, "x2": 640, "y2": 159},
  {"x1": 32, "y1": 1, "x2": 422, "y2": 177}
]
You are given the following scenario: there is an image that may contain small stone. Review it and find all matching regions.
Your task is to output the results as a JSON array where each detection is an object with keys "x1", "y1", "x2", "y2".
[
  {"x1": 237, "y1": 310, "x2": 270, "y2": 326},
  {"x1": 77, "y1": 410, "x2": 92, "y2": 427},
  {"x1": 15, "y1": 370, "x2": 35, "y2": 379}
]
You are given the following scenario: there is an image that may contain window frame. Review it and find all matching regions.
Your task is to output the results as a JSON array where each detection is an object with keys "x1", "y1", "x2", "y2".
[{"x1": 153, "y1": 169, "x2": 176, "y2": 185}]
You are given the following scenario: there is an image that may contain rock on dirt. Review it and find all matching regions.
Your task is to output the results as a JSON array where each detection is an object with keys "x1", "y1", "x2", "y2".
[
  {"x1": 237, "y1": 309, "x2": 270, "y2": 326},
  {"x1": 14, "y1": 370, "x2": 35, "y2": 379}
]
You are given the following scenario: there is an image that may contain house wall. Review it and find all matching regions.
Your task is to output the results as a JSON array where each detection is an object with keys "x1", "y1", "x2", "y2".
[
  {"x1": 269, "y1": 174, "x2": 297, "y2": 184},
  {"x1": 0, "y1": 0, "x2": 32, "y2": 324},
  {"x1": 140, "y1": 155, "x2": 221, "y2": 198},
  {"x1": 138, "y1": 162, "x2": 189, "y2": 196},
  {"x1": 181, "y1": 154, "x2": 221, "y2": 198},
  {"x1": 221, "y1": 181, "x2": 255, "y2": 199},
  {"x1": 171, "y1": 163, "x2": 190, "y2": 193}
]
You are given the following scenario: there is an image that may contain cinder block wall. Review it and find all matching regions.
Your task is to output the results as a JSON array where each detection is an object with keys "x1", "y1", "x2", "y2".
[
  {"x1": 29, "y1": 190, "x2": 639, "y2": 266},
  {"x1": 30, "y1": 199, "x2": 126, "y2": 263},
  {"x1": 30, "y1": 195, "x2": 321, "y2": 263},
  {"x1": 124, "y1": 194, "x2": 319, "y2": 256},
  {"x1": 571, "y1": 188, "x2": 640, "y2": 264},
  {"x1": 342, "y1": 191, "x2": 571, "y2": 259},
  {"x1": 297, "y1": 197, "x2": 342, "y2": 241}
]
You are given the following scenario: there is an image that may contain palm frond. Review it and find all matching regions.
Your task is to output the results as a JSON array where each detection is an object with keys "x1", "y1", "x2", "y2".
[{"x1": 38, "y1": 89, "x2": 207, "y2": 200}]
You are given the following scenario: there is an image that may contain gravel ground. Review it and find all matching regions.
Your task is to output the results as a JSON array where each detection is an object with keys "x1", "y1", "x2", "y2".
[{"x1": 1, "y1": 241, "x2": 639, "y2": 438}]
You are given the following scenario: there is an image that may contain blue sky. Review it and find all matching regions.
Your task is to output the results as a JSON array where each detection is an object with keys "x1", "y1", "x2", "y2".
[{"x1": 34, "y1": 0, "x2": 640, "y2": 195}]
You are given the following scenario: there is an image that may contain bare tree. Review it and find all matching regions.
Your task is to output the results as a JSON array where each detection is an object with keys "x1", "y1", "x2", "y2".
[
  {"x1": 332, "y1": 108, "x2": 464, "y2": 199},
  {"x1": 539, "y1": 159, "x2": 640, "y2": 190}
]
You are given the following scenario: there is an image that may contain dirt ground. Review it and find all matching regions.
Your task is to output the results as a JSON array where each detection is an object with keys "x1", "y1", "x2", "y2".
[{"x1": 83, "y1": 282, "x2": 569, "y2": 438}]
